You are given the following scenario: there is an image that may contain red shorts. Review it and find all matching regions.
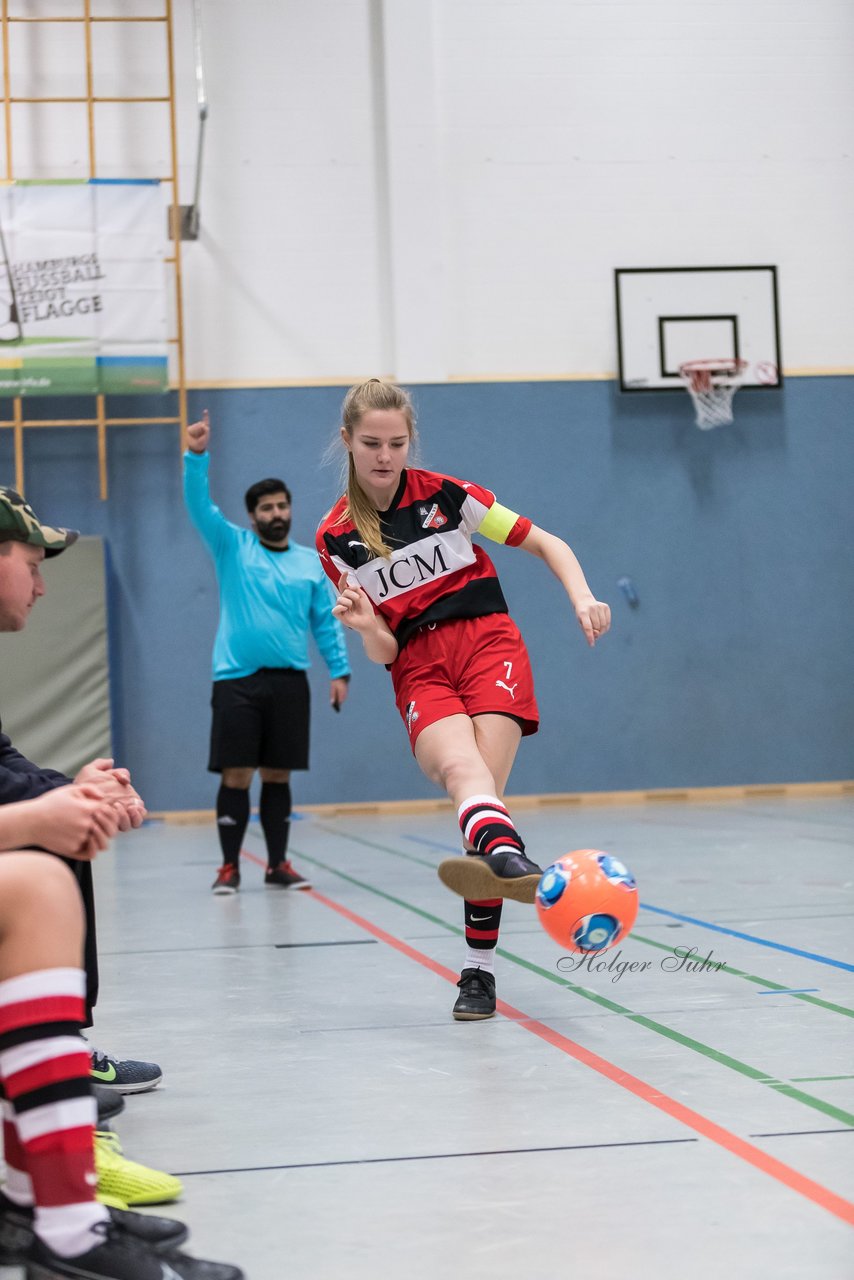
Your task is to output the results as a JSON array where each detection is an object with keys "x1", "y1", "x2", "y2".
[{"x1": 391, "y1": 614, "x2": 540, "y2": 751}]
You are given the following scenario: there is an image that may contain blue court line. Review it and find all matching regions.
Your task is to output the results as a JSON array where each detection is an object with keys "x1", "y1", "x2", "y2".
[
  {"x1": 247, "y1": 812, "x2": 305, "y2": 823},
  {"x1": 757, "y1": 988, "x2": 820, "y2": 996},
  {"x1": 641, "y1": 903, "x2": 854, "y2": 972}
]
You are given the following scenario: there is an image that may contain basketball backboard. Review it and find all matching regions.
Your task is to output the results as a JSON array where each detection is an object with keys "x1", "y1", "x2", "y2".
[{"x1": 614, "y1": 266, "x2": 782, "y2": 393}]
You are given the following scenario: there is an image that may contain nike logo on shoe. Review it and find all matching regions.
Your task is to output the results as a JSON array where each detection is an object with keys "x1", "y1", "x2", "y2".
[{"x1": 91, "y1": 1063, "x2": 118, "y2": 1083}]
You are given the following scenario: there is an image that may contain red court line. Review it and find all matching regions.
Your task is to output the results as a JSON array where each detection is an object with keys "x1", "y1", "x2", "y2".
[{"x1": 307, "y1": 886, "x2": 854, "y2": 1228}]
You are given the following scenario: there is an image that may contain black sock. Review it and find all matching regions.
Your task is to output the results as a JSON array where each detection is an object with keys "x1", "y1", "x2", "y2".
[
  {"x1": 260, "y1": 781, "x2": 291, "y2": 869},
  {"x1": 216, "y1": 785, "x2": 249, "y2": 866}
]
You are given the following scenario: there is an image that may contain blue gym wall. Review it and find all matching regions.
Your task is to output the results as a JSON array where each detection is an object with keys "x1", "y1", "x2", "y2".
[{"x1": 2, "y1": 376, "x2": 852, "y2": 812}]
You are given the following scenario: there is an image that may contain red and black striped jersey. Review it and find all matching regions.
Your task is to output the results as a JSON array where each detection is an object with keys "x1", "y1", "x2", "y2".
[{"x1": 315, "y1": 468, "x2": 531, "y2": 650}]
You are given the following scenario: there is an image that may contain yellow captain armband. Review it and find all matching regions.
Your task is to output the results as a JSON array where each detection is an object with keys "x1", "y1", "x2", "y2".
[{"x1": 478, "y1": 501, "x2": 523, "y2": 545}]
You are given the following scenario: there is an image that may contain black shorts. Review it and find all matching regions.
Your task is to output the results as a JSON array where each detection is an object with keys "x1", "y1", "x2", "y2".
[{"x1": 208, "y1": 668, "x2": 310, "y2": 773}]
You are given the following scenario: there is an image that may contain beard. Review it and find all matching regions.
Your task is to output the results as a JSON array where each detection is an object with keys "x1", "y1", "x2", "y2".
[{"x1": 256, "y1": 516, "x2": 291, "y2": 544}]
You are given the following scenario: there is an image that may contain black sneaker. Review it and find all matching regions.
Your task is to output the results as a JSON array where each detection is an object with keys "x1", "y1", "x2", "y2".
[
  {"x1": 27, "y1": 1221, "x2": 244, "y2": 1280},
  {"x1": 89, "y1": 1045, "x2": 163, "y2": 1094},
  {"x1": 211, "y1": 863, "x2": 240, "y2": 895},
  {"x1": 107, "y1": 1208, "x2": 187, "y2": 1255},
  {"x1": 264, "y1": 860, "x2": 312, "y2": 889},
  {"x1": 0, "y1": 1192, "x2": 188, "y2": 1266},
  {"x1": 95, "y1": 1083, "x2": 125, "y2": 1125},
  {"x1": 452, "y1": 968, "x2": 497, "y2": 1021},
  {"x1": 438, "y1": 850, "x2": 544, "y2": 904}
]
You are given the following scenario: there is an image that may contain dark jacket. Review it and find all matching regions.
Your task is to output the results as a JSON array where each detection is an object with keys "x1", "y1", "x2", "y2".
[{"x1": 0, "y1": 721, "x2": 70, "y2": 801}]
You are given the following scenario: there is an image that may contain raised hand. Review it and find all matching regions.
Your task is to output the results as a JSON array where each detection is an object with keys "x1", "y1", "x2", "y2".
[{"x1": 185, "y1": 409, "x2": 210, "y2": 454}]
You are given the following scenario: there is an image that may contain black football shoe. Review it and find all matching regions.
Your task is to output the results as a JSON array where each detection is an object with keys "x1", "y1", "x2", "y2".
[
  {"x1": 452, "y1": 968, "x2": 497, "y2": 1021},
  {"x1": 438, "y1": 850, "x2": 543, "y2": 904}
]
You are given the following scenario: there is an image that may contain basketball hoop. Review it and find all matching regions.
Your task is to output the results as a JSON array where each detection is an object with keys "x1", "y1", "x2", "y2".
[{"x1": 678, "y1": 358, "x2": 748, "y2": 429}]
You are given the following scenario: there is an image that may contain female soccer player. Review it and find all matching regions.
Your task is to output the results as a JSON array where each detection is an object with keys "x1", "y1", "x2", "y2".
[{"x1": 316, "y1": 379, "x2": 610, "y2": 1019}]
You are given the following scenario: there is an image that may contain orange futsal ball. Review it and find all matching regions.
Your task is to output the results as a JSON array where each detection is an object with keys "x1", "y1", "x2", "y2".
[{"x1": 535, "y1": 849, "x2": 639, "y2": 954}]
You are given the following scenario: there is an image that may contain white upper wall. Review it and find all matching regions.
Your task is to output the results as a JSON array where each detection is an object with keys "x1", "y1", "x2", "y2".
[
  {"x1": 5, "y1": 0, "x2": 853, "y2": 383},
  {"x1": 176, "y1": 1, "x2": 388, "y2": 384}
]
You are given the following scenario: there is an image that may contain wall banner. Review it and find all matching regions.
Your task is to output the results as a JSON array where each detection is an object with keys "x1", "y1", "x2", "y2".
[{"x1": 0, "y1": 179, "x2": 169, "y2": 397}]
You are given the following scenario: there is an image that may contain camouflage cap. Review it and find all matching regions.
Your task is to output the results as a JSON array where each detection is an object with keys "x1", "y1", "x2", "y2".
[{"x1": 0, "y1": 487, "x2": 78, "y2": 557}]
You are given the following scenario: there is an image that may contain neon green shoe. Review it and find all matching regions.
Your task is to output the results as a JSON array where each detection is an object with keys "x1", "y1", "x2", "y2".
[
  {"x1": 95, "y1": 1190, "x2": 130, "y2": 1210},
  {"x1": 95, "y1": 1130, "x2": 183, "y2": 1206}
]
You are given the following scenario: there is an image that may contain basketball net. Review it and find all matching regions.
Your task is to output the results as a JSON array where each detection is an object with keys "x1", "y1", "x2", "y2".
[{"x1": 678, "y1": 358, "x2": 748, "y2": 430}]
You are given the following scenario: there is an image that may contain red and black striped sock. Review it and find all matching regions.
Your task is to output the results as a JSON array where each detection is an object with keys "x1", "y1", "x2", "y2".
[
  {"x1": 457, "y1": 794, "x2": 526, "y2": 859},
  {"x1": 463, "y1": 893, "x2": 503, "y2": 974},
  {"x1": 0, "y1": 968, "x2": 107, "y2": 1257}
]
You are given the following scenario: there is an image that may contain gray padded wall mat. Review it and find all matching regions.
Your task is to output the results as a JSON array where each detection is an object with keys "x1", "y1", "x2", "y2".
[{"x1": 1, "y1": 535, "x2": 111, "y2": 775}]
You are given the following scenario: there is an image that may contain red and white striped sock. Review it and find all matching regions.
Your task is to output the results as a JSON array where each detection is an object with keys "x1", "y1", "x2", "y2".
[
  {"x1": 1, "y1": 1095, "x2": 33, "y2": 1204},
  {"x1": 457, "y1": 794, "x2": 526, "y2": 859},
  {"x1": 0, "y1": 968, "x2": 107, "y2": 1258}
]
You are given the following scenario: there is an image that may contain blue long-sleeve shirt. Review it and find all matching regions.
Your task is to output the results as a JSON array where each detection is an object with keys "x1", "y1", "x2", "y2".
[{"x1": 183, "y1": 451, "x2": 350, "y2": 683}]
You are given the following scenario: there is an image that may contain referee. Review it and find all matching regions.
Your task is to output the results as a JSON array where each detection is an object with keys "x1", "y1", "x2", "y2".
[{"x1": 184, "y1": 411, "x2": 350, "y2": 894}]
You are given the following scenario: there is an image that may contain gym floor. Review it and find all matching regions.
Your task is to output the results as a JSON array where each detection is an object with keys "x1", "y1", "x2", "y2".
[{"x1": 57, "y1": 796, "x2": 854, "y2": 1279}]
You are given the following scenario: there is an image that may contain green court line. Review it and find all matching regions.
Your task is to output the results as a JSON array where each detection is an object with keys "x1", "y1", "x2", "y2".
[
  {"x1": 790, "y1": 1075, "x2": 854, "y2": 1084},
  {"x1": 292, "y1": 842, "x2": 854, "y2": 1130},
  {"x1": 630, "y1": 935, "x2": 854, "y2": 1020},
  {"x1": 293, "y1": 844, "x2": 464, "y2": 934},
  {"x1": 312, "y1": 824, "x2": 854, "y2": 1020},
  {"x1": 314, "y1": 826, "x2": 437, "y2": 870}
]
